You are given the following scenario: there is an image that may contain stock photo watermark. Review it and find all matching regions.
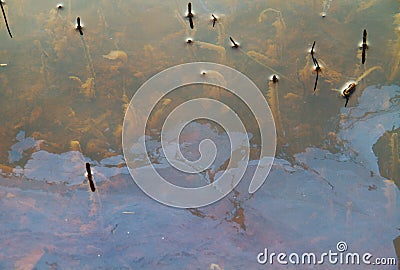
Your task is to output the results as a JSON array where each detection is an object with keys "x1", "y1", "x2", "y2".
[
  {"x1": 122, "y1": 62, "x2": 276, "y2": 208},
  {"x1": 257, "y1": 241, "x2": 398, "y2": 266}
]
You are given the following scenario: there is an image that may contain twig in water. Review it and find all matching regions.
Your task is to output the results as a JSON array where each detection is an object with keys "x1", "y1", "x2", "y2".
[{"x1": 0, "y1": 1, "x2": 12, "y2": 38}]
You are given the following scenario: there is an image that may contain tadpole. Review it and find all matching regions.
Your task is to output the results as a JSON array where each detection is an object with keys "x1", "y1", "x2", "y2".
[
  {"x1": 76, "y1": 17, "x2": 83, "y2": 35},
  {"x1": 230, "y1": 36, "x2": 239, "y2": 48},
  {"x1": 86, "y1": 162, "x2": 96, "y2": 192}
]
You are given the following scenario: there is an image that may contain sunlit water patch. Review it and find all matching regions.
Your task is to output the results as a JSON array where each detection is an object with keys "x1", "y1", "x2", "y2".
[
  {"x1": 9, "y1": 150, "x2": 129, "y2": 185},
  {"x1": 0, "y1": 147, "x2": 398, "y2": 269},
  {"x1": 1, "y1": 99, "x2": 399, "y2": 268}
]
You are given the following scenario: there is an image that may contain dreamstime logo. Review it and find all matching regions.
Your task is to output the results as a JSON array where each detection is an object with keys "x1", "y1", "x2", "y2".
[
  {"x1": 257, "y1": 241, "x2": 398, "y2": 266},
  {"x1": 122, "y1": 62, "x2": 276, "y2": 208}
]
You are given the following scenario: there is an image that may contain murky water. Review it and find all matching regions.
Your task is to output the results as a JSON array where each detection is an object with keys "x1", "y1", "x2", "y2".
[{"x1": 0, "y1": 0, "x2": 399, "y2": 269}]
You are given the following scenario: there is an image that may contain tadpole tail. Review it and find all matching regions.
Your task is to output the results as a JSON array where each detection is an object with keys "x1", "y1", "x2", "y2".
[
  {"x1": 189, "y1": 16, "x2": 194, "y2": 29},
  {"x1": 363, "y1": 29, "x2": 367, "y2": 44},
  {"x1": 89, "y1": 178, "x2": 96, "y2": 192},
  {"x1": 361, "y1": 46, "x2": 366, "y2": 64},
  {"x1": 313, "y1": 71, "x2": 319, "y2": 91},
  {"x1": 77, "y1": 17, "x2": 83, "y2": 35},
  {"x1": 229, "y1": 36, "x2": 237, "y2": 47},
  {"x1": 85, "y1": 163, "x2": 91, "y2": 175},
  {"x1": 344, "y1": 96, "x2": 349, "y2": 107},
  {"x1": 0, "y1": 1, "x2": 12, "y2": 38}
]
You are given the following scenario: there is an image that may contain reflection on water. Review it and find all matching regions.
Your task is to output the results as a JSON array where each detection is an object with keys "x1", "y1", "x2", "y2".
[{"x1": 0, "y1": 0, "x2": 399, "y2": 268}]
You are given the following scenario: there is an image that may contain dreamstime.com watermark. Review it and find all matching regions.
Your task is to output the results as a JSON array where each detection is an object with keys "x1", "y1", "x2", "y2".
[
  {"x1": 122, "y1": 62, "x2": 276, "y2": 208},
  {"x1": 257, "y1": 241, "x2": 398, "y2": 266}
]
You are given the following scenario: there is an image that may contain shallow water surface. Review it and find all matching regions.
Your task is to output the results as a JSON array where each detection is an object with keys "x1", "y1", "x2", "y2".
[{"x1": 0, "y1": 0, "x2": 399, "y2": 269}]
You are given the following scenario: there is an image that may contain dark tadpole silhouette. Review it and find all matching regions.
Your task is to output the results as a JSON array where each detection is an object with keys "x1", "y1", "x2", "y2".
[
  {"x1": 85, "y1": 162, "x2": 96, "y2": 192},
  {"x1": 187, "y1": 2, "x2": 193, "y2": 18},
  {"x1": 362, "y1": 29, "x2": 367, "y2": 44},
  {"x1": 361, "y1": 29, "x2": 368, "y2": 64},
  {"x1": 212, "y1": 14, "x2": 217, "y2": 27},
  {"x1": 311, "y1": 51, "x2": 321, "y2": 92},
  {"x1": 0, "y1": 1, "x2": 12, "y2": 38},
  {"x1": 311, "y1": 41, "x2": 316, "y2": 53},
  {"x1": 311, "y1": 41, "x2": 317, "y2": 66},
  {"x1": 361, "y1": 47, "x2": 366, "y2": 64},
  {"x1": 342, "y1": 82, "x2": 356, "y2": 107},
  {"x1": 313, "y1": 69, "x2": 319, "y2": 91},
  {"x1": 189, "y1": 16, "x2": 194, "y2": 29},
  {"x1": 344, "y1": 96, "x2": 349, "y2": 107},
  {"x1": 186, "y1": 3, "x2": 194, "y2": 29},
  {"x1": 76, "y1": 17, "x2": 83, "y2": 35},
  {"x1": 230, "y1": 36, "x2": 239, "y2": 48}
]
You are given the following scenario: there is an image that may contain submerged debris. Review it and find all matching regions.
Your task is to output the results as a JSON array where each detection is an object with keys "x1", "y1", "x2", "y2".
[
  {"x1": 102, "y1": 50, "x2": 128, "y2": 63},
  {"x1": 390, "y1": 132, "x2": 399, "y2": 181}
]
